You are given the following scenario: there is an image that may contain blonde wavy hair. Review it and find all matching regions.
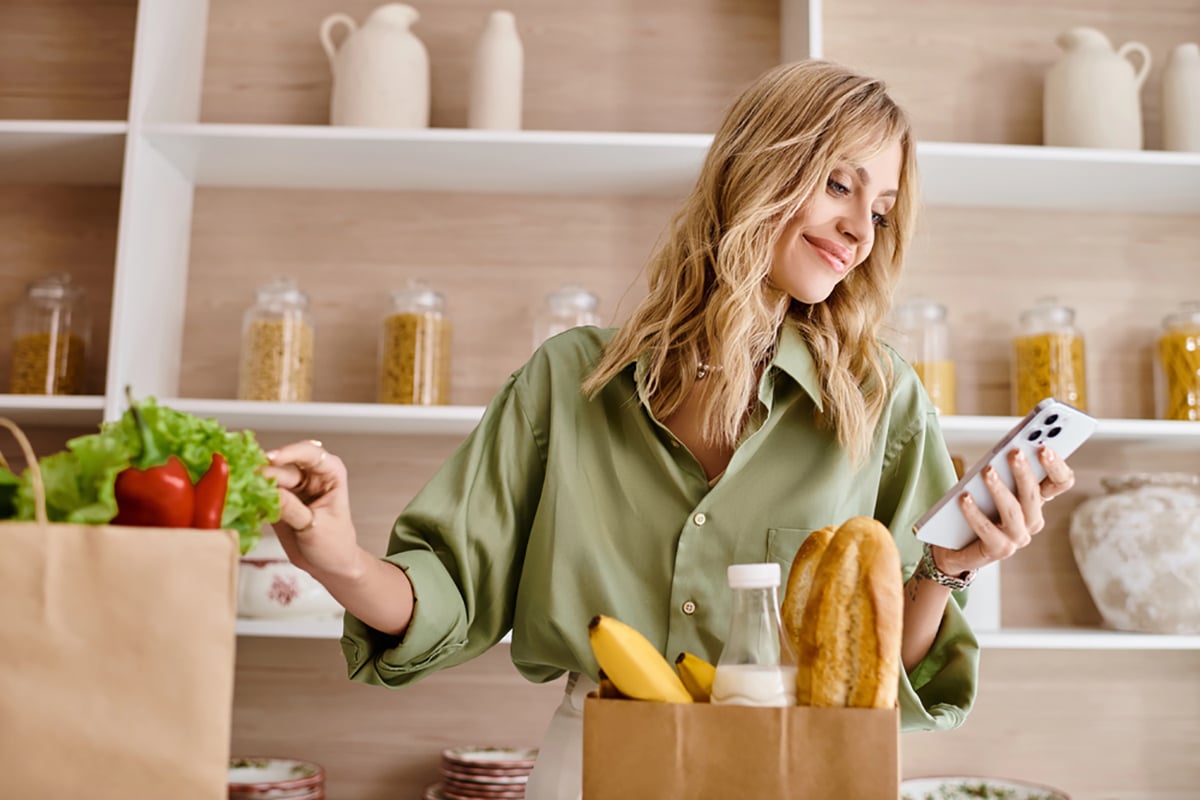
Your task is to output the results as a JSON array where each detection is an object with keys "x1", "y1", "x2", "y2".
[{"x1": 582, "y1": 60, "x2": 920, "y2": 463}]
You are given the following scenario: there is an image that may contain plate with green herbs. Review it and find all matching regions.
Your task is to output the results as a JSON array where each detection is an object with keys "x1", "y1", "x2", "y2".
[{"x1": 901, "y1": 776, "x2": 1070, "y2": 800}]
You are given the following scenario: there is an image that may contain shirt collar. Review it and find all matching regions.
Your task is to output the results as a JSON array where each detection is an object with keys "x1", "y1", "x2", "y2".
[
  {"x1": 769, "y1": 323, "x2": 824, "y2": 411},
  {"x1": 627, "y1": 323, "x2": 824, "y2": 412}
]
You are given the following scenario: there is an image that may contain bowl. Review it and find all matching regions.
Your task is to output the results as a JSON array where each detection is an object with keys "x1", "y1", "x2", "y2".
[
  {"x1": 902, "y1": 776, "x2": 1070, "y2": 800},
  {"x1": 228, "y1": 756, "x2": 325, "y2": 799},
  {"x1": 237, "y1": 534, "x2": 343, "y2": 620}
]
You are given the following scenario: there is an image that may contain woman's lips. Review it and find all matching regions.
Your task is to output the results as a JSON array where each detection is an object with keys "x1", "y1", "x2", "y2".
[{"x1": 803, "y1": 235, "x2": 851, "y2": 274}]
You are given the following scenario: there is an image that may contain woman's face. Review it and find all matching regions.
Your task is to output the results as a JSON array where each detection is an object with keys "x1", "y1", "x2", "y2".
[{"x1": 769, "y1": 139, "x2": 903, "y2": 305}]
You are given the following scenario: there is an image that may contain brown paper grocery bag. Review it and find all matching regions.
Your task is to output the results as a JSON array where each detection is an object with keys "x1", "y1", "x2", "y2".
[
  {"x1": 0, "y1": 418, "x2": 239, "y2": 799},
  {"x1": 583, "y1": 696, "x2": 900, "y2": 799}
]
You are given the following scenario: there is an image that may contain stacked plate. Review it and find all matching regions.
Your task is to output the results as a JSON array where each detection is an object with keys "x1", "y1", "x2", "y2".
[
  {"x1": 228, "y1": 757, "x2": 325, "y2": 800},
  {"x1": 423, "y1": 746, "x2": 539, "y2": 800}
]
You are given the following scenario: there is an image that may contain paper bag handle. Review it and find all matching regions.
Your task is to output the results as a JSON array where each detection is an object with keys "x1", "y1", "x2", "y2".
[{"x1": 0, "y1": 417, "x2": 48, "y2": 525}]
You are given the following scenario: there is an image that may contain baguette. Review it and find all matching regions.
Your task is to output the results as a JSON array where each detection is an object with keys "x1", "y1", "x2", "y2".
[
  {"x1": 794, "y1": 517, "x2": 903, "y2": 709},
  {"x1": 781, "y1": 525, "x2": 835, "y2": 705}
]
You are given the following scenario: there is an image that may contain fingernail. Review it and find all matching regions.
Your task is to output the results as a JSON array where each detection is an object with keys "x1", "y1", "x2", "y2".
[
  {"x1": 309, "y1": 439, "x2": 323, "y2": 448},
  {"x1": 1013, "y1": 449, "x2": 1025, "y2": 463},
  {"x1": 984, "y1": 466, "x2": 996, "y2": 481},
  {"x1": 961, "y1": 492, "x2": 973, "y2": 504},
  {"x1": 1041, "y1": 446, "x2": 1056, "y2": 462},
  {"x1": 266, "y1": 450, "x2": 279, "y2": 461}
]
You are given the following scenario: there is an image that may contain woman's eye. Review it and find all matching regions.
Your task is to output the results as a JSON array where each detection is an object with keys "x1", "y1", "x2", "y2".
[
  {"x1": 827, "y1": 178, "x2": 850, "y2": 196},
  {"x1": 872, "y1": 212, "x2": 890, "y2": 228}
]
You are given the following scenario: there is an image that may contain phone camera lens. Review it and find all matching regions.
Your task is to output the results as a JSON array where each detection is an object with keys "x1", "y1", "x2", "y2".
[
  {"x1": 1027, "y1": 430, "x2": 1043, "y2": 441},
  {"x1": 1044, "y1": 414, "x2": 1059, "y2": 425},
  {"x1": 1047, "y1": 426, "x2": 1062, "y2": 438}
]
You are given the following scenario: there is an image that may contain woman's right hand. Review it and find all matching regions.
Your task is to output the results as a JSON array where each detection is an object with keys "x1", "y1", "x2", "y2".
[{"x1": 262, "y1": 439, "x2": 362, "y2": 581}]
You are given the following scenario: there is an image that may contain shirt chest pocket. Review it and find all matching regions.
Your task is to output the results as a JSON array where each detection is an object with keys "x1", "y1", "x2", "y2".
[{"x1": 766, "y1": 527, "x2": 817, "y2": 585}]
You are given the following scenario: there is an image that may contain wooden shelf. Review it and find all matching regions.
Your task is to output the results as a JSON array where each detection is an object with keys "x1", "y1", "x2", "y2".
[
  {"x1": 164, "y1": 398, "x2": 487, "y2": 436},
  {"x1": 0, "y1": 121, "x2": 126, "y2": 186},
  {"x1": 143, "y1": 123, "x2": 1200, "y2": 212},
  {"x1": 977, "y1": 628, "x2": 1200, "y2": 650}
]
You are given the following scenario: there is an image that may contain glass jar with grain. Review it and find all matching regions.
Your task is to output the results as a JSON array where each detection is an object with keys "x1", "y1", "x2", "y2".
[
  {"x1": 890, "y1": 296, "x2": 956, "y2": 415},
  {"x1": 8, "y1": 273, "x2": 91, "y2": 395},
  {"x1": 531, "y1": 284, "x2": 600, "y2": 353},
  {"x1": 379, "y1": 281, "x2": 451, "y2": 405},
  {"x1": 1013, "y1": 297, "x2": 1087, "y2": 415},
  {"x1": 1155, "y1": 301, "x2": 1200, "y2": 421},
  {"x1": 237, "y1": 277, "x2": 315, "y2": 402}
]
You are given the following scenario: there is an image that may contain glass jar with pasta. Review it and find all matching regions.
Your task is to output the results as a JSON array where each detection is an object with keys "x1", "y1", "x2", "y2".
[
  {"x1": 237, "y1": 277, "x2": 315, "y2": 402},
  {"x1": 889, "y1": 296, "x2": 956, "y2": 415},
  {"x1": 1013, "y1": 297, "x2": 1087, "y2": 416},
  {"x1": 8, "y1": 273, "x2": 91, "y2": 395},
  {"x1": 379, "y1": 281, "x2": 451, "y2": 405},
  {"x1": 1155, "y1": 301, "x2": 1200, "y2": 421}
]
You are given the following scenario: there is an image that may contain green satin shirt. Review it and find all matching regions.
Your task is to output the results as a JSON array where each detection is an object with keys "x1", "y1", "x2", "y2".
[{"x1": 341, "y1": 324, "x2": 979, "y2": 732}]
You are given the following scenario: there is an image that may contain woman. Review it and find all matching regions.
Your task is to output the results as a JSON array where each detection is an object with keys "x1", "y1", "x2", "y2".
[{"x1": 264, "y1": 60, "x2": 1075, "y2": 798}]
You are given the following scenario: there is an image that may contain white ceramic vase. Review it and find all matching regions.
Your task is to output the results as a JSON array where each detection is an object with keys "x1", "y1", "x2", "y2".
[
  {"x1": 1163, "y1": 43, "x2": 1200, "y2": 153},
  {"x1": 320, "y1": 3, "x2": 430, "y2": 129},
  {"x1": 1068, "y1": 473, "x2": 1200, "y2": 634},
  {"x1": 1043, "y1": 27, "x2": 1150, "y2": 149},
  {"x1": 468, "y1": 10, "x2": 524, "y2": 130}
]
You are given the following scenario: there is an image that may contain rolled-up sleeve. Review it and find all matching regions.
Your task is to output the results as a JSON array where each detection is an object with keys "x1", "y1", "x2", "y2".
[
  {"x1": 874, "y1": 409, "x2": 980, "y2": 733},
  {"x1": 341, "y1": 370, "x2": 546, "y2": 688}
]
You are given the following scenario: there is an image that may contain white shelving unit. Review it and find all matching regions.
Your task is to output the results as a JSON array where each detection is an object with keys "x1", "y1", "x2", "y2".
[
  {"x1": 7, "y1": 0, "x2": 1198, "y2": 654},
  {"x1": 0, "y1": 120, "x2": 127, "y2": 186},
  {"x1": 235, "y1": 618, "x2": 1200, "y2": 652}
]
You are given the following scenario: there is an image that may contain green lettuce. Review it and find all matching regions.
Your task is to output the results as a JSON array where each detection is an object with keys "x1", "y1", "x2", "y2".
[{"x1": 0, "y1": 397, "x2": 279, "y2": 554}]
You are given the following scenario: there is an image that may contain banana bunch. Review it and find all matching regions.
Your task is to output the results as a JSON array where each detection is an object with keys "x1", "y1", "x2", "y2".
[
  {"x1": 587, "y1": 614, "x2": 723, "y2": 704},
  {"x1": 675, "y1": 652, "x2": 716, "y2": 702},
  {"x1": 587, "y1": 615, "x2": 693, "y2": 704}
]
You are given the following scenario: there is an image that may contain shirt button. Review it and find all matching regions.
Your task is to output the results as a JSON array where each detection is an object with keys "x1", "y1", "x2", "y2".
[
  {"x1": 693, "y1": 512, "x2": 707, "y2": 526},
  {"x1": 670, "y1": 440, "x2": 680, "y2": 448},
  {"x1": 682, "y1": 600, "x2": 697, "y2": 615}
]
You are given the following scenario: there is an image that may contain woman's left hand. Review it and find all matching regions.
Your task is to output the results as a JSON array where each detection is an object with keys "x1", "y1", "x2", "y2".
[{"x1": 933, "y1": 445, "x2": 1076, "y2": 575}]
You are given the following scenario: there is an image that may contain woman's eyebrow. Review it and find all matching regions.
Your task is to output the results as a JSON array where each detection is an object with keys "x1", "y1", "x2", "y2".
[{"x1": 852, "y1": 164, "x2": 898, "y2": 198}]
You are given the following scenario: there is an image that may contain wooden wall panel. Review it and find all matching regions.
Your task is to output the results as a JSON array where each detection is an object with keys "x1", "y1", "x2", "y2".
[
  {"x1": 0, "y1": 187, "x2": 119, "y2": 397},
  {"x1": 199, "y1": 0, "x2": 778, "y2": 132},
  {"x1": 903, "y1": 649, "x2": 1200, "y2": 800},
  {"x1": 824, "y1": 0, "x2": 1200, "y2": 148},
  {"x1": 231, "y1": 639, "x2": 563, "y2": 800},
  {"x1": 181, "y1": 188, "x2": 671, "y2": 404},
  {"x1": 0, "y1": 0, "x2": 137, "y2": 120}
]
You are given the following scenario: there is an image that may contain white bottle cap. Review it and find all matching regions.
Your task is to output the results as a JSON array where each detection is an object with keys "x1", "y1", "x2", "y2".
[{"x1": 727, "y1": 562, "x2": 781, "y2": 589}]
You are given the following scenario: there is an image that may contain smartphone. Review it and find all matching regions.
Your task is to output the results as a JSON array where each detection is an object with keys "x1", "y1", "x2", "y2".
[{"x1": 912, "y1": 398, "x2": 1098, "y2": 551}]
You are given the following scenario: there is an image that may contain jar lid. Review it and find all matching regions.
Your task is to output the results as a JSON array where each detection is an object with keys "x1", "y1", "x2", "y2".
[
  {"x1": 727, "y1": 562, "x2": 781, "y2": 589},
  {"x1": 391, "y1": 280, "x2": 444, "y2": 311},
  {"x1": 891, "y1": 296, "x2": 947, "y2": 328},
  {"x1": 26, "y1": 272, "x2": 84, "y2": 302},
  {"x1": 255, "y1": 277, "x2": 310, "y2": 310},
  {"x1": 545, "y1": 285, "x2": 599, "y2": 315},
  {"x1": 1162, "y1": 301, "x2": 1200, "y2": 330},
  {"x1": 1019, "y1": 296, "x2": 1075, "y2": 328}
]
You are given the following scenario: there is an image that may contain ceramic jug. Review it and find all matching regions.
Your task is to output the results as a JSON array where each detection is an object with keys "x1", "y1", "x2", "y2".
[
  {"x1": 468, "y1": 10, "x2": 524, "y2": 130},
  {"x1": 1163, "y1": 43, "x2": 1200, "y2": 152},
  {"x1": 1043, "y1": 27, "x2": 1150, "y2": 149},
  {"x1": 320, "y1": 3, "x2": 430, "y2": 128}
]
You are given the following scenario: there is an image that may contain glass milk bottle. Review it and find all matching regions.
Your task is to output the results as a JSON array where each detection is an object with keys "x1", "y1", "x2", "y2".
[
  {"x1": 891, "y1": 296, "x2": 956, "y2": 415},
  {"x1": 711, "y1": 563, "x2": 797, "y2": 707}
]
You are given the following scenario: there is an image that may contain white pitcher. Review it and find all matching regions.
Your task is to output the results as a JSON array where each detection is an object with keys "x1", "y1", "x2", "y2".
[
  {"x1": 1163, "y1": 43, "x2": 1200, "y2": 152},
  {"x1": 1043, "y1": 27, "x2": 1150, "y2": 150},
  {"x1": 319, "y1": 3, "x2": 430, "y2": 129}
]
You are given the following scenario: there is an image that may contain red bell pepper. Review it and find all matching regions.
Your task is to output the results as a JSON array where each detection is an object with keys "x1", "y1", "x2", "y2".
[
  {"x1": 112, "y1": 390, "x2": 195, "y2": 528},
  {"x1": 191, "y1": 452, "x2": 229, "y2": 529}
]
